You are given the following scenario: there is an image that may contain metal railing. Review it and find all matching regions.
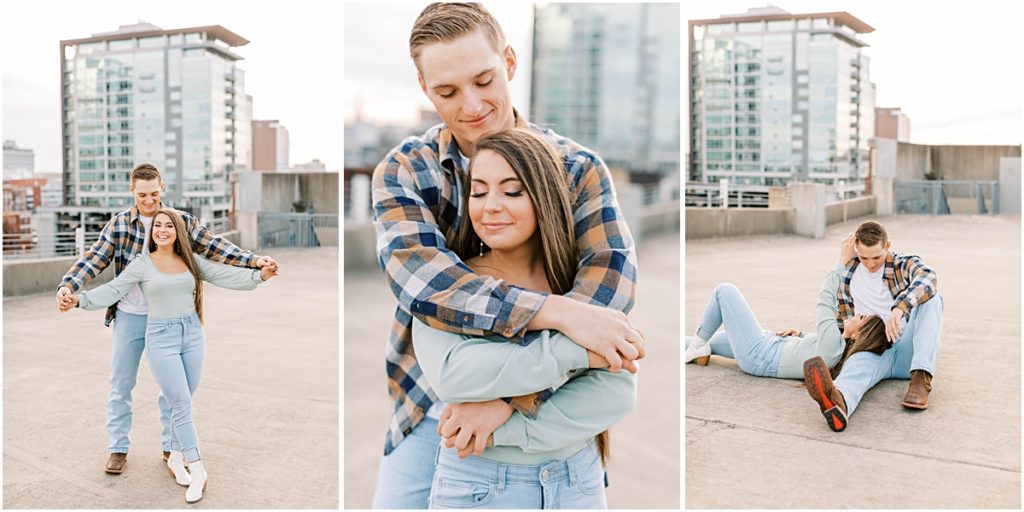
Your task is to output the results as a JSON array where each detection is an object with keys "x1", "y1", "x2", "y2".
[
  {"x1": 684, "y1": 183, "x2": 772, "y2": 208},
  {"x1": 895, "y1": 180, "x2": 999, "y2": 215},
  {"x1": 2, "y1": 230, "x2": 101, "y2": 260},
  {"x1": 258, "y1": 212, "x2": 338, "y2": 248}
]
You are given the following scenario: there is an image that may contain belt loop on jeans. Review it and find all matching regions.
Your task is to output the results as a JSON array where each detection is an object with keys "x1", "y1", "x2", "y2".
[{"x1": 497, "y1": 464, "x2": 507, "y2": 492}]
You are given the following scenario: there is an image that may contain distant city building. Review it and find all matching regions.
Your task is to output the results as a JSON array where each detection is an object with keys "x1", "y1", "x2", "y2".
[
  {"x1": 531, "y1": 3, "x2": 680, "y2": 175},
  {"x1": 59, "y1": 22, "x2": 253, "y2": 229},
  {"x1": 689, "y1": 6, "x2": 876, "y2": 187},
  {"x1": 3, "y1": 140, "x2": 35, "y2": 179},
  {"x1": 875, "y1": 107, "x2": 910, "y2": 142},
  {"x1": 253, "y1": 119, "x2": 290, "y2": 171},
  {"x1": 290, "y1": 159, "x2": 332, "y2": 173}
]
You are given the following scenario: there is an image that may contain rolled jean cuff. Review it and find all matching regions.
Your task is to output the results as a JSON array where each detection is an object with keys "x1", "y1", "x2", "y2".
[{"x1": 183, "y1": 447, "x2": 201, "y2": 463}]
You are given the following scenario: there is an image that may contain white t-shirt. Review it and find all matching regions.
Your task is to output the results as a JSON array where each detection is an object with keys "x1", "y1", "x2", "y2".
[
  {"x1": 849, "y1": 262, "x2": 894, "y2": 318},
  {"x1": 116, "y1": 215, "x2": 153, "y2": 315}
]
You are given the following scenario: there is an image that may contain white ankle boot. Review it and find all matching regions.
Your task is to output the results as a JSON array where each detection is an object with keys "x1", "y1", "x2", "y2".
[
  {"x1": 185, "y1": 460, "x2": 208, "y2": 503},
  {"x1": 166, "y1": 450, "x2": 191, "y2": 486},
  {"x1": 685, "y1": 336, "x2": 712, "y2": 365}
]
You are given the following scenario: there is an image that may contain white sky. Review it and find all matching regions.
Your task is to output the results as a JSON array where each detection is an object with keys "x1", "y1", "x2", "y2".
[
  {"x1": 343, "y1": 0, "x2": 535, "y2": 126},
  {"x1": 685, "y1": 0, "x2": 1024, "y2": 146},
  {"x1": 2, "y1": 0, "x2": 343, "y2": 173}
]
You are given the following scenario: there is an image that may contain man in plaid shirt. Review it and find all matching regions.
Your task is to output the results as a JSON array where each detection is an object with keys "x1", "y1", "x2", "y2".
[
  {"x1": 55, "y1": 163, "x2": 277, "y2": 474},
  {"x1": 370, "y1": 3, "x2": 644, "y2": 508},
  {"x1": 804, "y1": 221, "x2": 943, "y2": 432}
]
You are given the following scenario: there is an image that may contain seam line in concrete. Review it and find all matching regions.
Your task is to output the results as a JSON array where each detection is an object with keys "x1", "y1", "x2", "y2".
[{"x1": 687, "y1": 415, "x2": 1022, "y2": 475}]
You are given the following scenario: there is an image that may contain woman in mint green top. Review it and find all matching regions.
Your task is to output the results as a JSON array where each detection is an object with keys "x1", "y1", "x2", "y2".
[
  {"x1": 64, "y1": 209, "x2": 276, "y2": 504},
  {"x1": 414, "y1": 129, "x2": 641, "y2": 509},
  {"x1": 684, "y1": 235, "x2": 888, "y2": 378}
]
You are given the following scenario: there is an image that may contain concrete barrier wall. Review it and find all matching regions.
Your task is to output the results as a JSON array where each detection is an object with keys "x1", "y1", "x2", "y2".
[
  {"x1": 999, "y1": 157, "x2": 1022, "y2": 214},
  {"x1": 640, "y1": 200, "x2": 681, "y2": 239},
  {"x1": 4, "y1": 257, "x2": 114, "y2": 298},
  {"x1": 344, "y1": 223, "x2": 380, "y2": 271},
  {"x1": 685, "y1": 208, "x2": 794, "y2": 240},
  {"x1": 825, "y1": 196, "x2": 876, "y2": 226},
  {"x1": 931, "y1": 145, "x2": 1021, "y2": 181},
  {"x1": 895, "y1": 142, "x2": 932, "y2": 180}
]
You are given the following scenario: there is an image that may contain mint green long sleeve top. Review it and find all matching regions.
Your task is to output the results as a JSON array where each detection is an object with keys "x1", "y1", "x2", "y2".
[
  {"x1": 77, "y1": 253, "x2": 264, "y2": 317},
  {"x1": 412, "y1": 318, "x2": 638, "y2": 465},
  {"x1": 775, "y1": 263, "x2": 846, "y2": 378}
]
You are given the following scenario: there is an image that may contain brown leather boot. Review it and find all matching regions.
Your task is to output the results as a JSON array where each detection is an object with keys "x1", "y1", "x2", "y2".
[
  {"x1": 105, "y1": 452, "x2": 127, "y2": 474},
  {"x1": 902, "y1": 370, "x2": 932, "y2": 410},
  {"x1": 803, "y1": 356, "x2": 849, "y2": 432}
]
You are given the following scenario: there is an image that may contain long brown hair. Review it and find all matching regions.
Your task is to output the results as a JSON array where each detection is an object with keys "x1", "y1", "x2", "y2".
[
  {"x1": 449, "y1": 129, "x2": 612, "y2": 464},
  {"x1": 148, "y1": 208, "x2": 204, "y2": 323}
]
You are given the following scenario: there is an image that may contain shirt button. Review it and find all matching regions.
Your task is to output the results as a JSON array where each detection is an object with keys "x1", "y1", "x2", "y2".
[
  {"x1": 504, "y1": 329, "x2": 514, "y2": 337},
  {"x1": 462, "y1": 315, "x2": 470, "y2": 321},
  {"x1": 541, "y1": 469, "x2": 549, "y2": 480}
]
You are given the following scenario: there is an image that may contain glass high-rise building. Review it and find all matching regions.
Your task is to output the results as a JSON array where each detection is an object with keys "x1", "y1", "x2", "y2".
[
  {"x1": 531, "y1": 3, "x2": 680, "y2": 175},
  {"x1": 689, "y1": 7, "x2": 875, "y2": 187},
  {"x1": 59, "y1": 23, "x2": 252, "y2": 224}
]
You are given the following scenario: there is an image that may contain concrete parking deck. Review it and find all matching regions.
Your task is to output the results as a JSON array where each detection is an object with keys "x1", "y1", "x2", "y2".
[
  {"x1": 3, "y1": 248, "x2": 339, "y2": 509},
  {"x1": 344, "y1": 234, "x2": 681, "y2": 509},
  {"x1": 685, "y1": 215, "x2": 1021, "y2": 508}
]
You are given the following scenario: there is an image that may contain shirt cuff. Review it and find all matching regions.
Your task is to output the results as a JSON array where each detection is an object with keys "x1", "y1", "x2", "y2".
[
  {"x1": 492, "y1": 413, "x2": 527, "y2": 448},
  {"x1": 547, "y1": 331, "x2": 590, "y2": 374},
  {"x1": 492, "y1": 287, "x2": 548, "y2": 340}
]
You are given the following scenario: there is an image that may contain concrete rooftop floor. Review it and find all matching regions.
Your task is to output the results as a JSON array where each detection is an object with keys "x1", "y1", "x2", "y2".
[
  {"x1": 3, "y1": 248, "x2": 339, "y2": 509},
  {"x1": 685, "y1": 215, "x2": 1021, "y2": 509},
  {"x1": 344, "y1": 233, "x2": 681, "y2": 509}
]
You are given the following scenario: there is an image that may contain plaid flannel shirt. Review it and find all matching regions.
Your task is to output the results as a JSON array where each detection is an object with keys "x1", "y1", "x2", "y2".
[
  {"x1": 59, "y1": 204, "x2": 260, "y2": 326},
  {"x1": 372, "y1": 114, "x2": 638, "y2": 455},
  {"x1": 837, "y1": 251, "x2": 938, "y2": 331}
]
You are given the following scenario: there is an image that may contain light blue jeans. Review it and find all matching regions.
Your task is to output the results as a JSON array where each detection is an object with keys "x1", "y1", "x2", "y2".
[
  {"x1": 109, "y1": 311, "x2": 173, "y2": 453},
  {"x1": 429, "y1": 440, "x2": 607, "y2": 509},
  {"x1": 143, "y1": 312, "x2": 205, "y2": 462},
  {"x1": 372, "y1": 417, "x2": 441, "y2": 509},
  {"x1": 835, "y1": 295, "x2": 944, "y2": 415},
  {"x1": 687, "y1": 283, "x2": 784, "y2": 377}
]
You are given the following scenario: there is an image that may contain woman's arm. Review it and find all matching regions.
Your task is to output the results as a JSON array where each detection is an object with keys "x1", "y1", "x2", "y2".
[
  {"x1": 412, "y1": 318, "x2": 590, "y2": 403},
  {"x1": 76, "y1": 256, "x2": 147, "y2": 310},
  {"x1": 491, "y1": 367, "x2": 637, "y2": 453},
  {"x1": 195, "y1": 255, "x2": 264, "y2": 290}
]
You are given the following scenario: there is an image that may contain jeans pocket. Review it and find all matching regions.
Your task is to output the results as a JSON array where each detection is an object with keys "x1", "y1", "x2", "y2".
[
  {"x1": 146, "y1": 324, "x2": 171, "y2": 338},
  {"x1": 574, "y1": 455, "x2": 605, "y2": 496},
  {"x1": 430, "y1": 469, "x2": 495, "y2": 508}
]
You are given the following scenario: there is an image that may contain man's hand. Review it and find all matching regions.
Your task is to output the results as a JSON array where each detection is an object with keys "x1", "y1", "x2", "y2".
[
  {"x1": 839, "y1": 233, "x2": 856, "y2": 265},
  {"x1": 59, "y1": 294, "x2": 79, "y2": 313},
  {"x1": 886, "y1": 308, "x2": 905, "y2": 342},
  {"x1": 259, "y1": 263, "x2": 279, "y2": 282},
  {"x1": 255, "y1": 255, "x2": 278, "y2": 270},
  {"x1": 776, "y1": 328, "x2": 801, "y2": 337},
  {"x1": 438, "y1": 400, "x2": 514, "y2": 459},
  {"x1": 587, "y1": 334, "x2": 645, "y2": 373},
  {"x1": 536, "y1": 295, "x2": 644, "y2": 374},
  {"x1": 56, "y1": 287, "x2": 75, "y2": 312}
]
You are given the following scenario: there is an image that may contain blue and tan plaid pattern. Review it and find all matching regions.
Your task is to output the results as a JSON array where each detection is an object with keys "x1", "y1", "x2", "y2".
[
  {"x1": 59, "y1": 204, "x2": 259, "y2": 326},
  {"x1": 372, "y1": 114, "x2": 638, "y2": 455},
  {"x1": 837, "y1": 251, "x2": 937, "y2": 331}
]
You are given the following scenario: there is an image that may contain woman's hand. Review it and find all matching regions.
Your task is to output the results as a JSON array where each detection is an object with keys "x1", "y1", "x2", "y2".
[
  {"x1": 438, "y1": 400, "x2": 514, "y2": 458},
  {"x1": 259, "y1": 263, "x2": 279, "y2": 282},
  {"x1": 839, "y1": 233, "x2": 856, "y2": 265},
  {"x1": 776, "y1": 328, "x2": 801, "y2": 337}
]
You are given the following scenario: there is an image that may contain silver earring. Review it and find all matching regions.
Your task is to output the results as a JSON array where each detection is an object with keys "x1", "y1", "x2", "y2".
[{"x1": 479, "y1": 241, "x2": 485, "y2": 257}]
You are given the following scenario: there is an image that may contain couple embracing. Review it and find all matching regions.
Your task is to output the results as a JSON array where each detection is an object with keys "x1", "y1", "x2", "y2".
[
  {"x1": 686, "y1": 220, "x2": 943, "y2": 431},
  {"x1": 369, "y1": 3, "x2": 646, "y2": 509},
  {"x1": 56, "y1": 163, "x2": 280, "y2": 503}
]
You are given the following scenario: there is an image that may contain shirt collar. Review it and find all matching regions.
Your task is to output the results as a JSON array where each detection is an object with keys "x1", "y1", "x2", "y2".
[
  {"x1": 438, "y1": 108, "x2": 528, "y2": 175},
  {"x1": 128, "y1": 202, "x2": 164, "y2": 225}
]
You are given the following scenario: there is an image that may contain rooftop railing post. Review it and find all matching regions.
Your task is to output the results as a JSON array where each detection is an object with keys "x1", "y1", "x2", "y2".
[
  {"x1": 719, "y1": 179, "x2": 728, "y2": 209},
  {"x1": 75, "y1": 227, "x2": 85, "y2": 257}
]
